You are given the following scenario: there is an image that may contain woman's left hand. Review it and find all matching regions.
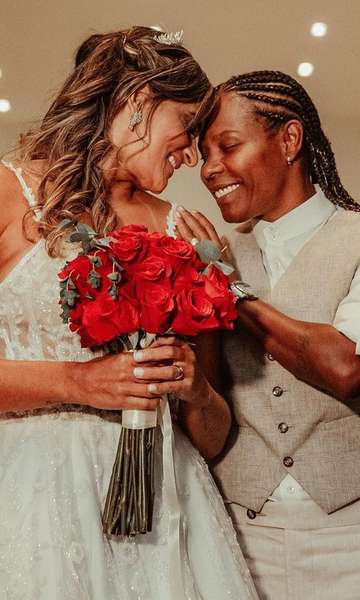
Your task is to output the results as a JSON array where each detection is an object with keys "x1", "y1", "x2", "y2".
[
  {"x1": 132, "y1": 336, "x2": 211, "y2": 408},
  {"x1": 174, "y1": 206, "x2": 222, "y2": 249}
]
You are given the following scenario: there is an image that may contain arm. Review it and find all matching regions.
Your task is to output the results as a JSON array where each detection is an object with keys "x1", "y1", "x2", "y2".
[
  {"x1": 174, "y1": 207, "x2": 360, "y2": 402},
  {"x1": 178, "y1": 333, "x2": 231, "y2": 460},
  {"x1": 236, "y1": 299, "x2": 360, "y2": 402},
  {"x1": 131, "y1": 335, "x2": 231, "y2": 460},
  {"x1": 0, "y1": 354, "x2": 162, "y2": 414}
]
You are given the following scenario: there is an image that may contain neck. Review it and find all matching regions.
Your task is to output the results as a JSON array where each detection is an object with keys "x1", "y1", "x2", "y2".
[{"x1": 262, "y1": 170, "x2": 316, "y2": 222}]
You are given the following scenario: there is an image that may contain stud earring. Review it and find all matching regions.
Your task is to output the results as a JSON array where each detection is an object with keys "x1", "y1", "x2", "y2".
[
  {"x1": 287, "y1": 156, "x2": 293, "y2": 166},
  {"x1": 128, "y1": 109, "x2": 143, "y2": 131}
]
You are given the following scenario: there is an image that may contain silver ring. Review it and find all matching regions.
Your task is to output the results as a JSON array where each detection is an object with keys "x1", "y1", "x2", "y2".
[
  {"x1": 173, "y1": 365, "x2": 184, "y2": 381},
  {"x1": 190, "y1": 237, "x2": 199, "y2": 247}
]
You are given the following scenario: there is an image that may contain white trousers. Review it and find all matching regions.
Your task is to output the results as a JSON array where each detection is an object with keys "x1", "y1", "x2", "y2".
[{"x1": 230, "y1": 495, "x2": 360, "y2": 600}]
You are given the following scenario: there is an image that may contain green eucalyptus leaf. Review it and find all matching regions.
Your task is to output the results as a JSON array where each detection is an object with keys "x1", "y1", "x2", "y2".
[
  {"x1": 215, "y1": 260, "x2": 235, "y2": 276},
  {"x1": 68, "y1": 232, "x2": 84, "y2": 243},
  {"x1": 90, "y1": 256, "x2": 102, "y2": 267},
  {"x1": 60, "y1": 304, "x2": 71, "y2": 323},
  {"x1": 108, "y1": 283, "x2": 118, "y2": 299},
  {"x1": 77, "y1": 222, "x2": 96, "y2": 237},
  {"x1": 58, "y1": 218, "x2": 76, "y2": 231},
  {"x1": 87, "y1": 270, "x2": 101, "y2": 289},
  {"x1": 128, "y1": 331, "x2": 140, "y2": 349},
  {"x1": 196, "y1": 240, "x2": 221, "y2": 263},
  {"x1": 107, "y1": 272, "x2": 120, "y2": 282}
]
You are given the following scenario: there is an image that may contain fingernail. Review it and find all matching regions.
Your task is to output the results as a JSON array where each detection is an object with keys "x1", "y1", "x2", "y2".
[
  {"x1": 177, "y1": 205, "x2": 185, "y2": 212},
  {"x1": 133, "y1": 367, "x2": 144, "y2": 377},
  {"x1": 191, "y1": 210, "x2": 198, "y2": 214},
  {"x1": 148, "y1": 384, "x2": 157, "y2": 393},
  {"x1": 134, "y1": 351, "x2": 143, "y2": 361}
]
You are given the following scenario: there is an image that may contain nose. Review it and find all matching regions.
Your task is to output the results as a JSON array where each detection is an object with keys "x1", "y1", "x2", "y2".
[
  {"x1": 183, "y1": 138, "x2": 198, "y2": 168},
  {"x1": 201, "y1": 155, "x2": 224, "y2": 184}
]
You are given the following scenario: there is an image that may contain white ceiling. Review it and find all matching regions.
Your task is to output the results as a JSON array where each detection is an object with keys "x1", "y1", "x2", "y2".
[{"x1": 1, "y1": 0, "x2": 360, "y2": 126}]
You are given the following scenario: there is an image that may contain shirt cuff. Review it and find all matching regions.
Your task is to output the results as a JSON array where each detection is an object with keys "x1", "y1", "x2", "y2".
[{"x1": 335, "y1": 325, "x2": 360, "y2": 355}]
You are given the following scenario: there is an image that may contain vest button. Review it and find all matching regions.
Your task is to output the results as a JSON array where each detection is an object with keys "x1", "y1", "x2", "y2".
[
  {"x1": 272, "y1": 386, "x2": 283, "y2": 397},
  {"x1": 278, "y1": 422, "x2": 289, "y2": 433},
  {"x1": 283, "y1": 456, "x2": 294, "y2": 468},
  {"x1": 266, "y1": 353, "x2": 275, "y2": 361},
  {"x1": 247, "y1": 508, "x2": 257, "y2": 520}
]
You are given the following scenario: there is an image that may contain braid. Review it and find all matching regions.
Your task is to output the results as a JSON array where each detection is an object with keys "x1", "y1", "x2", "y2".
[{"x1": 222, "y1": 71, "x2": 359, "y2": 212}]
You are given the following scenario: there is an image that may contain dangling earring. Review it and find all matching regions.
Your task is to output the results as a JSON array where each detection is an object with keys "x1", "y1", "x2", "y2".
[
  {"x1": 128, "y1": 108, "x2": 143, "y2": 131},
  {"x1": 287, "y1": 156, "x2": 293, "y2": 166}
]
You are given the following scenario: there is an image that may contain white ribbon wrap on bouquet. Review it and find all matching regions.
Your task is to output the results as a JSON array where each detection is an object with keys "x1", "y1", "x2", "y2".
[
  {"x1": 121, "y1": 399, "x2": 185, "y2": 599},
  {"x1": 158, "y1": 396, "x2": 185, "y2": 599},
  {"x1": 121, "y1": 408, "x2": 157, "y2": 429}
]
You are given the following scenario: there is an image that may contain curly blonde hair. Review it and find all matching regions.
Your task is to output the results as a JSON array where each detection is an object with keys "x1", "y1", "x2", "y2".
[{"x1": 20, "y1": 26, "x2": 213, "y2": 255}]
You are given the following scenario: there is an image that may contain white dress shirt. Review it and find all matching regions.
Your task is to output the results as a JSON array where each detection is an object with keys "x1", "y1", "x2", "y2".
[{"x1": 252, "y1": 188, "x2": 360, "y2": 502}]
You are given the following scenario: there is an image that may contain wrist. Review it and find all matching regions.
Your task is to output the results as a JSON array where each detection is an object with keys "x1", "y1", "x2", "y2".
[
  {"x1": 61, "y1": 361, "x2": 86, "y2": 406},
  {"x1": 230, "y1": 280, "x2": 258, "y2": 302}
]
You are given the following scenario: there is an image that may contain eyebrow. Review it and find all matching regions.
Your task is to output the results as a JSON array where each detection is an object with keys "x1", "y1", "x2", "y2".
[{"x1": 199, "y1": 129, "x2": 240, "y2": 156}]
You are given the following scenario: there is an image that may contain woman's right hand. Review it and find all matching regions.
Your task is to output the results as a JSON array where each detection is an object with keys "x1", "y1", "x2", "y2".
[{"x1": 71, "y1": 352, "x2": 162, "y2": 411}]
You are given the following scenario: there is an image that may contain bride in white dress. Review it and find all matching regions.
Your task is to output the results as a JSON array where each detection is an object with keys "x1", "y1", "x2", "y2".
[{"x1": 0, "y1": 27, "x2": 258, "y2": 600}]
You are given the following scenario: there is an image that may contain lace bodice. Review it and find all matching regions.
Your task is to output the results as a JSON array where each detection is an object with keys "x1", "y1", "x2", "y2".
[
  {"x1": 0, "y1": 162, "x2": 178, "y2": 366},
  {"x1": 0, "y1": 162, "x2": 258, "y2": 600}
]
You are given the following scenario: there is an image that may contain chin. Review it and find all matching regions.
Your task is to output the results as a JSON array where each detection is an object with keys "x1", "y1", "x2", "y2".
[
  {"x1": 218, "y1": 205, "x2": 242, "y2": 223},
  {"x1": 141, "y1": 180, "x2": 166, "y2": 194}
]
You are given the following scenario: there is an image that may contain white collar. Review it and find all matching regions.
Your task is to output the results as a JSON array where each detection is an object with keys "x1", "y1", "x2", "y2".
[{"x1": 253, "y1": 187, "x2": 336, "y2": 249}]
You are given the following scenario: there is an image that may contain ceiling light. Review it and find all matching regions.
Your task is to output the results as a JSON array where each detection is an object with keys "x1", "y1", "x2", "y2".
[
  {"x1": 297, "y1": 62, "x2": 314, "y2": 77},
  {"x1": 311, "y1": 22, "x2": 327, "y2": 37},
  {"x1": 0, "y1": 99, "x2": 11, "y2": 112}
]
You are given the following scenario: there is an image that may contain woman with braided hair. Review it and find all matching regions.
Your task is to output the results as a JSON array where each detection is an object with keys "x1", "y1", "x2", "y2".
[
  {"x1": 0, "y1": 29, "x2": 259, "y2": 599},
  {"x1": 175, "y1": 70, "x2": 360, "y2": 599}
]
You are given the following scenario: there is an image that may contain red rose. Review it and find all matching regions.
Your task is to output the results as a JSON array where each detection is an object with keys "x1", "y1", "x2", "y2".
[
  {"x1": 157, "y1": 237, "x2": 198, "y2": 270},
  {"x1": 172, "y1": 285, "x2": 219, "y2": 336},
  {"x1": 172, "y1": 266, "x2": 202, "y2": 292},
  {"x1": 203, "y1": 265, "x2": 238, "y2": 328},
  {"x1": 127, "y1": 255, "x2": 172, "y2": 283},
  {"x1": 80, "y1": 291, "x2": 139, "y2": 345},
  {"x1": 59, "y1": 255, "x2": 92, "y2": 297},
  {"x1": 109, "y1": 226, "x2": 149, "y2": 263},
  {"x1": 138, "y1": 284, "x2": 174, "y2": 333}
]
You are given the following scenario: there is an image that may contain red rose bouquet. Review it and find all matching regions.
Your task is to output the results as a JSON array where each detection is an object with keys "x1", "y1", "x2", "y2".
[{"x1": 58, "y1": 222, "x2": 237, "y2": 536}]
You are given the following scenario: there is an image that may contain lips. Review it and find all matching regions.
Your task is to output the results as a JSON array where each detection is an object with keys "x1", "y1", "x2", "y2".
[{"x1": 211, "y1": 183, "x2": 240, "y2": 199}]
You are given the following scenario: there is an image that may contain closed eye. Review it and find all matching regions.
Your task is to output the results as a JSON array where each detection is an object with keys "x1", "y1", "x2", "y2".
[{"x1": 222, "y1": 143, "x2": 240, "y2": 152}]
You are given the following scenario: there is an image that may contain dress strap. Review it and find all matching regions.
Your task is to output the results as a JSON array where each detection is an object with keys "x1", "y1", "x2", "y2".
[
  {"x1": 166, "y1": 202, "x2": 178, "y2": 238},
  {"x1": 1, "y1": 160, "x2": 41, "y2": 221}
]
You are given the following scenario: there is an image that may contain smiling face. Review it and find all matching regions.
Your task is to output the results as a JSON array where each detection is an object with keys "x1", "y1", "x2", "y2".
[
  {"x1": 109, "y1": 98, "x2": 199, "y2": 194},
  {"x1": 200, "y1": 92, "x2": 292, "y2": 222}
]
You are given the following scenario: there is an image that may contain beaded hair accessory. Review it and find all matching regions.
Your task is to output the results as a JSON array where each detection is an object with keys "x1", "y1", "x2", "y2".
[{"x1": 154, "y1": 29, "x2": 184, "y2": 45}]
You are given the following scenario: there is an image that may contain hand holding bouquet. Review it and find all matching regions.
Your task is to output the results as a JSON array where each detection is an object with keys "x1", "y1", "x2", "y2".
[{"x1": 59, "y1": 223, "x2": 237, "y2": 536}]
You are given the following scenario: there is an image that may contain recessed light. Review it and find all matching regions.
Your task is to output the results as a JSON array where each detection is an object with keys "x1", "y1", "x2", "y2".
[
  {"x1": 0, "y1": 99, "x2": 11, "y2": 112},
  {"x1": 297, "y1": 63, "x2": 314, "y2": 77},
  {"x1": 311, "y1": 22, "x2": 327, "y2": 37}
]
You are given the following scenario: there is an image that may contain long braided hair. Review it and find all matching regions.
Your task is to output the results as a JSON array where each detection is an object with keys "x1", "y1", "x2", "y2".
[
  {"x1": 19, "y1": 26, "x2": 213, "y2": 256},
  {"x1": 219, "y1": 70, "x2": 359, "y2": 212}
]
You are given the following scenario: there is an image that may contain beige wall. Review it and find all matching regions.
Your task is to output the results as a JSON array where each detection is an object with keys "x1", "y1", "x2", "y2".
[{"x1": 1, "y1": 114, "x2": 359, "y2": 238}]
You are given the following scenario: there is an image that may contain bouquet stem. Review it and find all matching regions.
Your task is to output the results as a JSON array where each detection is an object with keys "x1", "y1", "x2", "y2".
[{"x1": 102, "y1": 419, "x2": 156, "y2": 536}]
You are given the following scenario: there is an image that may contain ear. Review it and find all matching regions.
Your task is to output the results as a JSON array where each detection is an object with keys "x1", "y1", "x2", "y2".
[
  {"x1": 281, "y1": 119, "x2": 304, "y2": 163},
  {"x1": 127, "y1": 84, "x2": 153, "y2": 112}
]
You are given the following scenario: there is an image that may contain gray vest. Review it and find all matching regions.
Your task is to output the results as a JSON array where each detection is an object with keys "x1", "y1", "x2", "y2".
[{"x1": 214, "y1": 210, "x2": 360, "y2": 514}]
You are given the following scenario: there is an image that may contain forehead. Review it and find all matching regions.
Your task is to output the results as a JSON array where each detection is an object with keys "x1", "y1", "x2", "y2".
[{"x1": 202, "y1": 92, "x2": 258, "y2": 141}]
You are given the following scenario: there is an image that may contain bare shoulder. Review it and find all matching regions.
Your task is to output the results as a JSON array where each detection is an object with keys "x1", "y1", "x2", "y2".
[{"x1": 0, "y1": 163, "x2": 28, "y2": 235}]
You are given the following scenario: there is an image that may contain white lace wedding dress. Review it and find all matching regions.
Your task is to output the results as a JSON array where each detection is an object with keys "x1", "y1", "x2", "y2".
[{"x1": 0, "y1": 162, "x2": 258, "y2": 600}]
